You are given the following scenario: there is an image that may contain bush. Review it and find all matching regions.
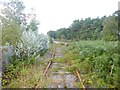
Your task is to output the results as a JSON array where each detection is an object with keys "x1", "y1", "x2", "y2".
[
  {"x1": 14, "y1": 31, "x2": 49, "y2": 61},
  {"x1": 2, "y1": 31, "x2": 49, "y2": 86}
]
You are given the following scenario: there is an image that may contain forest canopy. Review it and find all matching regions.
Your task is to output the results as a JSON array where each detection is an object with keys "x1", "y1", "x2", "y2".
[{"x1": 47, "y1": 12, "x2": 119, "y2": 41}]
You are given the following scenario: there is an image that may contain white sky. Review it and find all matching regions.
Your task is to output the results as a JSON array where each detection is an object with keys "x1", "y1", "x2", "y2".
[{"x1": 1, "y1": 0, "x2": 120, "y2": 34}]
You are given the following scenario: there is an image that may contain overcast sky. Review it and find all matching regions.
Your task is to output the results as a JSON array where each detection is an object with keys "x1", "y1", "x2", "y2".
[{"x1": 1, "y1": 0, "x2": 120, "y2": 34}]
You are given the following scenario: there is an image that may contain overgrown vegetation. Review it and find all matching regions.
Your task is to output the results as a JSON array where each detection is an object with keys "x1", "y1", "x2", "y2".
[
  {"x1": 3, "y1": 62, "x2": 51, "y2": 88},
  {"x1": 1, "y1": 0, "x2": 119, "y2": 88},
  {"x1": 55, "y1": 41, "x2": 118, "y2": 88},
  {"x1": 47, "y1": 9, "x2": 119, "y2": 88},
  {"x1": 1, "y1": 0, "x2": 48, "y2": 87}
]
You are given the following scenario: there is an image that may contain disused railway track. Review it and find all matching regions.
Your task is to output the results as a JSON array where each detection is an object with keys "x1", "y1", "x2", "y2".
[
  {"x1": 33, "y1": 49, "x2": 55, "y2": 88},
  {"x1": 43, "y1": 50, "x2": 55, "y2": 76},
  {"x1": 34, "y1": 44, "x2": 86, "y2": 89},
  {"x1": 43, "y1": 50, "x2": 86, "y2": 89}
]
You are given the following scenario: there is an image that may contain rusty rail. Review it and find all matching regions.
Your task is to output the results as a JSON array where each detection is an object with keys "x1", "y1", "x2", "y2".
[
  {"x1": 43, "y1": 51, "x2": 55, "y2": 76},
  {"x1": 34, "y1": 50, "x2": 55, "y2": 88},
  {"x1": 75, "y1": 69, "x2": 86, "y2": 90},
  {"x1": 43, "y1": 61, "x2": 52, "y2": 76}
]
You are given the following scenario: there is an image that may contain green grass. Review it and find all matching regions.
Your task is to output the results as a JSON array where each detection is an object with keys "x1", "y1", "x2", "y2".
[{"x1": 3, "y1": 63, "x2": 52, "y2": 88}]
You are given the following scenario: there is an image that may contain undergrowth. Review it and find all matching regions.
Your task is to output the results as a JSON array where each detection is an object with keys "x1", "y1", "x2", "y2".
[
  {"x1": 58, "y1": 40, "x2": 118, "y2": 88},
  {"x1": 3, "y1": 62, "x2": 51, "y2": 88},
  {"x1": 2, "y1": 50, "x2": 48, "y2": 87}
]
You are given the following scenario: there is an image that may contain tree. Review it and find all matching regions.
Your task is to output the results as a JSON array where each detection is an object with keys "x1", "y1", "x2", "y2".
[
  {"x1": 47, "y1": 30, "x2": 57, "y2": 39},
  {"x1": 27, "y1": 19, "x2": 40, "y2": 32},
  {"x1": 0, "y1": 16, "x2": 22, "y2": 46},
  {"x1": 1, "y1": 0, "x2": 26, "y2": 25},
  {"x1": 47, "y1": 14, "x2": 117, "y2": 41},
  {"x1": 102, "y1": 15, "x2": 118, "y2": 41},
  {"x1": 26, "y1": 8, "x2": 40, "y2": 32},
  {"x1": 60, "y1": 35, "x2": 66, "y2": 40},
  {"x1": 70, "y1": 20, "x2": 81, "y2": 32},
  {"x1": 0, "y1": 0, "x2": 26, "y2": 46}
]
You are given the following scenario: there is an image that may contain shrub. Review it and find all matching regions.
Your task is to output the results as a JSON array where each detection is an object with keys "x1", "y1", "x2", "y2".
[
  {"x1": 14, "y1": 31, "x2": 49, "y2": 61},
  {"x1": 2, "y1": 31, "x2": 49, "y2": 86}
]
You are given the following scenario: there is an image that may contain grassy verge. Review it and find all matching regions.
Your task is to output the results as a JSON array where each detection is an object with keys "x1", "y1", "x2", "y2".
[{"x1": 2, "y1": 60, "x2": 52, "y2": 88}]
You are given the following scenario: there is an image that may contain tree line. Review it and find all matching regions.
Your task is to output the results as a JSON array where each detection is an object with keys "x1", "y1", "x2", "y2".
[{"x1": 47, "y1": 12, "x2": 119, "y2": 41}]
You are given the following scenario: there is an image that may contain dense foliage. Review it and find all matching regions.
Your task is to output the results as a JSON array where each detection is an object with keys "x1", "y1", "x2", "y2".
[
  {"x1": 47, "y1": 13, "x2": 118, "y2": 41},
  {"x1": 14, "y1": 31, "x2": 48, "y2": 62},
  {"x1": 61, "y1": 41, "x2": 118, "y2": 88},
  {"x1": 1, "y1": 0, "x2": 48, "y2": 86}
]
